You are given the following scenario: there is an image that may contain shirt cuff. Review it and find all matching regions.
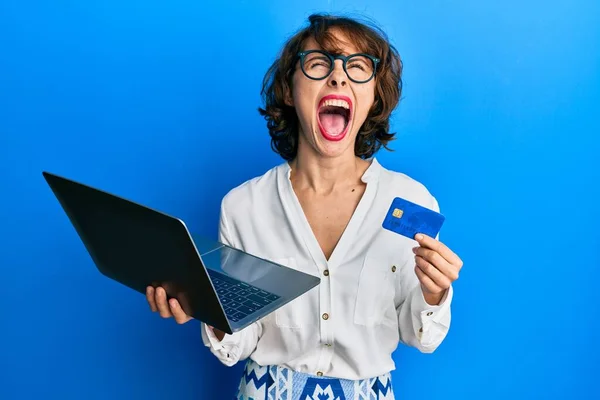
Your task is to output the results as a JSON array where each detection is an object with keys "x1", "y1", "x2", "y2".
[
  {"x1": 412, "y1": 285, "x2": 453, "y2": 325},
  {"x1": 201, "y1": 324, "x2": 240, "y2": 350}
]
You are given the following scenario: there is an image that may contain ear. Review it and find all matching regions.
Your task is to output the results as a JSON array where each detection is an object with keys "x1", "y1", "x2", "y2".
[{"x1": 283, "y1": 84, "x2": 294, "y2": 107}]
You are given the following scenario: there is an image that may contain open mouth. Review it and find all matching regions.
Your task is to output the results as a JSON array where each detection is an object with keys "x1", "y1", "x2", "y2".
[{"x1": 317, "y1": 95, "x2": 353, "y2": 141}]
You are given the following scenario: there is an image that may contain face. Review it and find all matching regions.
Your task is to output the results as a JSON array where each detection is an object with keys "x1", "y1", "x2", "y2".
[{"x1": 287, "y1": 29, "x2": 377, "y2": 160}]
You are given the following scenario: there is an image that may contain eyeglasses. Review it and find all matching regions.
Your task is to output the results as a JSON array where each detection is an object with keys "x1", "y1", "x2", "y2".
[{"x1": 297, "y1": 50, "x2": 380, "y2": 84}]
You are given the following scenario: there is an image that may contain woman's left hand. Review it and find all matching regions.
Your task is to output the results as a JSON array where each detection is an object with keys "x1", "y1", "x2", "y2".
[{"x1": 412, "y1": 233, "x2": 463, "y2": 305}]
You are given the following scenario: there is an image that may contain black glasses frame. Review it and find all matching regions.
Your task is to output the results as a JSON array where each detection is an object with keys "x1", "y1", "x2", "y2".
[{"x1": 297, "y1": 50, "x2": 380, "y2": 84}]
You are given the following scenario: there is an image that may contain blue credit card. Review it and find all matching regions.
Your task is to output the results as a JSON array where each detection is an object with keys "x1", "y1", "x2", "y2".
[{"x1": 382, "y1": 197, "x2": 445, "y2": 239}]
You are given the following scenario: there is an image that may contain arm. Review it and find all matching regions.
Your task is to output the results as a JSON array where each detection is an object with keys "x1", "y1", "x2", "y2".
[
  {"x1": 395, "y1": 196, "x2": 460, "y2": 353},
  {"x1": 395, "y1": 270, "x2": 453, "y2": 353},
  {"x1": 200, "y1": 321, "x2": 262, "y2": 367},
  {"x1": 200, "y1": 198, "x2": 264, "y2": 366}
]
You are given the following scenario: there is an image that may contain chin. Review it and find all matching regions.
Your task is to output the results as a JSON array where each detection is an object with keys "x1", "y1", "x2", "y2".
[{"x1": 312, "y1": 128, "x2": 357, "y2": 159}]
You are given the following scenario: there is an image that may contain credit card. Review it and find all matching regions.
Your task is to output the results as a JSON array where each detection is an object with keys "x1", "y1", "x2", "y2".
[{"x1": 382, "y1": 197, "x2": 445, "y2": 239}]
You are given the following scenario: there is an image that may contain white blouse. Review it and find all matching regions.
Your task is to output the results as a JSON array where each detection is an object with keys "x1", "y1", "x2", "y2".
[{"x1": 200, "y1": 158, "x2": 453, "y2": 380}]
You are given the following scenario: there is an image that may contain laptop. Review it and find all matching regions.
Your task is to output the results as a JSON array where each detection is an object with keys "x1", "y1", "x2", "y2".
[{"x1": 42, "y1": 171, "x2": 321, "y2": 335}]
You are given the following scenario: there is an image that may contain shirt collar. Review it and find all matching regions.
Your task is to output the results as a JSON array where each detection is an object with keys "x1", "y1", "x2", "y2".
[{"x1": 361, "y1": 157, "x2": 381, "y2": 183}]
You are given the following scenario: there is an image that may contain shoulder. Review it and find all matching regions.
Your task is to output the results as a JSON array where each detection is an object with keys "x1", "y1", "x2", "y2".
[
  {"x1": 219, "y1": 162, "x2": 284, "y2": 215},
  {"x1": 375, "y1": 159, "x2": 440, "y2": 213}
]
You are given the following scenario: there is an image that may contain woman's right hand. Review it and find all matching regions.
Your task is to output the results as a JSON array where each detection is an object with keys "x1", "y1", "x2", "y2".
[
  {"x1": 146, "y1": 285, "x2": 192, "y2": 324},
  {"x1": 145, "y1": 285, "x2": 226, "y2": 341}
]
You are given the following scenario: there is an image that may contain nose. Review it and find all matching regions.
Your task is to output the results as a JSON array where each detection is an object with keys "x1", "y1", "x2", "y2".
[{"x1": 327, "y1": 60, "x2": 347, "y2": 87}]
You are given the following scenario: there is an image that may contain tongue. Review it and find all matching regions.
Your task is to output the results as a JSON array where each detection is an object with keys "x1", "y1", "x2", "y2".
[{"x1": 319, "y1": 113, "x2": 346, "y2": 136}]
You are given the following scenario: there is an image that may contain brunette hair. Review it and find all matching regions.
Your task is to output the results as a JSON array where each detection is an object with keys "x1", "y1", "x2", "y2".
[{"x1": 258, "y1": 13, "x2": 403, "y2": 161}]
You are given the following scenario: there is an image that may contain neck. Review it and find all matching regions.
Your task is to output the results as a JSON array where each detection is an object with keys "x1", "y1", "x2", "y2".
[{"x1": 289, "y1": 139, "x2": 370, "y2": 194}]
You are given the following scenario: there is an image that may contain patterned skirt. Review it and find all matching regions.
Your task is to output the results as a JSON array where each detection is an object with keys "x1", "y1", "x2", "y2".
[{"x1": 235, "y1": 358, "x2": 395, "y2": 400}]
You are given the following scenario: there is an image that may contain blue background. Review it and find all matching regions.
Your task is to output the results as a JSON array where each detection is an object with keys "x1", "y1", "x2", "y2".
[{"x1": 1, "y1": 0, "x2": 599, "y2": 399}]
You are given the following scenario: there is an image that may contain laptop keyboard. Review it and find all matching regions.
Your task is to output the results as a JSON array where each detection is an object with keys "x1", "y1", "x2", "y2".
[{"x1": 207, "y1": 269, "x2": 281, "y2": 322}]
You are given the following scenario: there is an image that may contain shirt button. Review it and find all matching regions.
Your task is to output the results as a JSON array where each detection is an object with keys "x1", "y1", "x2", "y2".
[
  {"x1": 391, "y1": 265, "x2": 396, "y2": 272},
  {"x1": 322, "y1": 313, "x2": 329, "y2": 320},
  {"x1": 317, "y1": 371, "x2": 323, "y2": 376},
  {"x1": 323, "y1": 269, "x2": 329, "y2": 276},
  {"x1": 427, "y1": 312, "x2": 433, "y2": 316}
]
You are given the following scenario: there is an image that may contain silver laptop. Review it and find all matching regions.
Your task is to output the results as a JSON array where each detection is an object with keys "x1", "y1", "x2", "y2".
[{"x1": 42, "y1": 171, "x2": 320, "y2": 335}]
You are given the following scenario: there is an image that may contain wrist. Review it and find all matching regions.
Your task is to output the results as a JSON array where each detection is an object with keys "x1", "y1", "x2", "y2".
[
  {"x1": 209, "y1": 325, "x2": 226, "y2": 341},
  {"x1": 423, "y1": 290, "x2": 445, "y2": 306}
]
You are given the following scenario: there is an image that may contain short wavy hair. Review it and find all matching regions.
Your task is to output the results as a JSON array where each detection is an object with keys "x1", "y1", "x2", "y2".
[{"x1": 258, "y1": 13, "x2": 403, "y2": 161}]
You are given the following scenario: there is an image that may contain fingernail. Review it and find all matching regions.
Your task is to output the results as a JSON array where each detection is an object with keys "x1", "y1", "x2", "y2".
[
  {"x1": 415, "y1": 234, "x2": 423, "y2": 240},
  {"x1": 412, "y1": 247, "x2": 417, "y2": 253}
]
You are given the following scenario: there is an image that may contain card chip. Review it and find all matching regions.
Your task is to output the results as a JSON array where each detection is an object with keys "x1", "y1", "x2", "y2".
[{"x1": 392, "y1": 208, "x2": 403, "y2": 218}]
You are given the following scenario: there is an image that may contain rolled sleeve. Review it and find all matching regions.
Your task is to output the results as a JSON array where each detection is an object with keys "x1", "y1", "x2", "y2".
[
  {"x1": 397, "y1": 283, "x2": 453, "y2": 353},
  {"x1": 200, "y1": 322, "x2": 262, "y2": 367}
]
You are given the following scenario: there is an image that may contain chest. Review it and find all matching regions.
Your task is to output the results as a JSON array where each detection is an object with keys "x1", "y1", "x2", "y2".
[{"x1": 294, "y1": 185, "x2": 366, "y2": 260}]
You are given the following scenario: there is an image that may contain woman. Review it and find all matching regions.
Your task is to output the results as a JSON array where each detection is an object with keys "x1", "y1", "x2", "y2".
[{"x1": 146, "y1": 13, "x2": 463, "y2": 400}]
